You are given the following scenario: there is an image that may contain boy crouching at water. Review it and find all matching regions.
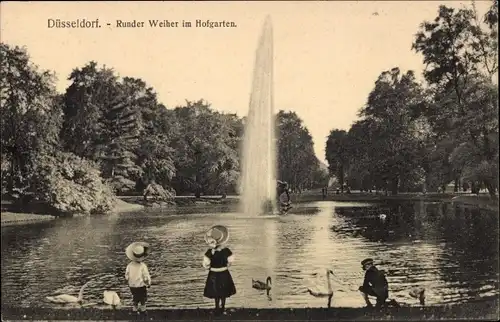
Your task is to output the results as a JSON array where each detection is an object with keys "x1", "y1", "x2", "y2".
[
  {"x1": 125, "y1": 242, "x2": 151, "y2": 313},
  {"x1": 358, "y1": 258, "x2": 399, "y2": 308}
]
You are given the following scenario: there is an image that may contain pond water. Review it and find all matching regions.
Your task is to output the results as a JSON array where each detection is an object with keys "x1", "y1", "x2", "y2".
[{"x1": 1, "y1": 201, "x2": 498, "y2": 309}]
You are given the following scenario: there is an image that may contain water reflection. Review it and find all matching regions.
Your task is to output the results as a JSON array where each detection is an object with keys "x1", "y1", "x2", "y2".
[{"x1": 1, "y1": 201, "x2": 498, "y2": 309}]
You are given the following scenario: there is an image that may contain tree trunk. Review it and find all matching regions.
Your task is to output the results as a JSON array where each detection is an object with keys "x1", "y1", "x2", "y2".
[
  {"x1": 391, "y1": 177, "x2": 399, "y2": 195},
  {"x1": 484, "y1": 180, "x2": 497, "y2": 198},
  {"x1": 471, "y1": 182, "x2": 479, "y2": 194},
  {"x1": 454, "y1": 178, "x2": 459, "y2": 192}
]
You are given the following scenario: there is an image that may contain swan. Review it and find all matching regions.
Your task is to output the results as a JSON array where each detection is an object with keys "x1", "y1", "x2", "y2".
[
  {"x1": 252, "y1": 277, "x2": 272, "y2": 291},
  {"x1": 46, "y1": 281, "x2": 90, "y2": 304},
  {"x1": 379, "y1": 214, "x2": 387, "y2": 220},
  {"x1": 409, "y1": 287, "x2": 425, "y2": 306},
  {"x1": 307, "y1": 269, "x2": 334, "y2": 308},
  {"x1": 103, "y1": 291, "x2": 121, "y2": 309}
]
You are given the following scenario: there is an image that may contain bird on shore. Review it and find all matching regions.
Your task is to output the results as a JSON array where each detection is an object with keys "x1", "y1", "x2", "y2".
[
  {"x1": 103, "y1": 291, "x2": 121, "y2": 309},
  {"x1": 252, "y1": 276, "x2": 272, "y2": 291},
  {"x1": 409, "y1": 287, "x2": 426, "y2": 306},
  {"x1": 307, "y1": 269, "x2": 334, "y2": 308},
  {"x1": 46, "y1": 281, "x2": 90, "y2": 304}
]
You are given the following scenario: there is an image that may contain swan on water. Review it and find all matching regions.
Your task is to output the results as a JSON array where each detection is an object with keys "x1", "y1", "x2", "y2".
[
  {"x1": 46, "y1": 281, "x2": 90, "y2": 304},
  {"x1": 252, "y1": 276, "x2": 272, "y2": 291},
  {"x1": 103, "y1": 291, "x2": 121, "y2": 309},
  {"x1": 307, "y1": 269, "x2": 334, "y2": 308},
  {"x1": 379, "y1": 214, "x2": 387, "y2": 220},
  {"x1": 409, "y1": 287, "x2": 425, "y2": 306}
]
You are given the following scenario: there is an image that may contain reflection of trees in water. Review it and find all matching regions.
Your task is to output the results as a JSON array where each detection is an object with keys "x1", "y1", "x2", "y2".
[
  {"x1": 1, "y1": 222, "x2": 54, "y2": 305},
  {"x1": 334, "y1": 202, "x2": 499, "y2": 303},
  {"x1": 275, "y1": 218, "x2": 315, "y2": 262},
  {"x1": 2, "y1": 216, "x2": 140, "y2": 306},
  {"x1": 333, "y1": 203, "x2": 420, "y2": 243},
  {"x1": 436, "y1": 206, "x2": 499, "y2": 303}
]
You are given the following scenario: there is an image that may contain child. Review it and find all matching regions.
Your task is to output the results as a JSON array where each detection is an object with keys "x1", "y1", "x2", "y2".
[
  {"x1": 358, "y1": 258, "x2": 399, "y2": 308},
  {"x1": 202, "y1": 225, "x2": 236, "y2": 314},
  {"x1": 125, "y1": 242, "x2": 151, "y2": 314}
]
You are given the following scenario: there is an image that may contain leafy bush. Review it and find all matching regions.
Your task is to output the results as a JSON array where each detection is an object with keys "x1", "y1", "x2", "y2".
[
  {"x1": 31, "y1": 152, "x2": 116, "y2": 216},
  {"x1": 107, "y1": 175, "x2": 137, "y2": 195},
  {"x1": 143, "y1": 182, "x2": 176, "y2": 201}
]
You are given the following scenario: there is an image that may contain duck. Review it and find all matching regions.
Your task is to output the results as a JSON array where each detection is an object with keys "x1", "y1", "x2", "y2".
[
  {"x1": 46, "y1": 281, "x2": 90, "y2": 304},
  {"x1": 307, "y1": 269, "x2": 334, "y2": 308},
  {"x1": 103, "y1": 291, "x2": 121, "y2": 309},
  {"x1": 252, "y1": 276, "x2": 272, "y2": 291},
  {"x1": 409, "y1": 287, "x2": 425, "y2": 306}
]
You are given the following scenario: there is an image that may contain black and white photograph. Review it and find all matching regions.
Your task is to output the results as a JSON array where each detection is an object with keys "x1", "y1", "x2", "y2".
[{"x1": 1, "y1": 0, "x2": 498, "y2": 320}]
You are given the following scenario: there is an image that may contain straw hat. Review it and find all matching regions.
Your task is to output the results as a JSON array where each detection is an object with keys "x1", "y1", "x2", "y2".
[
  {"x1": 125, "y1": 242, "x2": 151, "y2": 262},
  {"x1": 204, "y1": 225, "x2": 229, "y2": 247}
]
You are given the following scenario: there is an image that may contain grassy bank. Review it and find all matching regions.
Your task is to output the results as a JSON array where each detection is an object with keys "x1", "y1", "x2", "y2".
[
  {"x1": 0, "y1": 198, "x2": 144, "y2": 227},
  {"x1": 290, "y1": 190, "x2": 499, "y2": 210},
  {"x1": 116, "y1": 190, "x2": 499, "y2": 213},
  {"x1": 2, "y1": 190, "x2": 496, "y2": 226},
  {"x1": 2, "y1": 300, "x2": 498, "y2": 321},
  {"x1": 0, "y1": 212, "x2": 55, "y2": 226}
]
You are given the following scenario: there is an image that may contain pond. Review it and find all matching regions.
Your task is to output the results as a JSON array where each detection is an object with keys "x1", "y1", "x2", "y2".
[{"x1": 1, "y1": 200, "x2": 498, "y2": 309}]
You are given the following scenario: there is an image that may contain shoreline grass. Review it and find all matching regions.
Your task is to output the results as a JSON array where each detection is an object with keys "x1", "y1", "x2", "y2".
[
  {"x1": 1, "y1": 198, "x2": 144, "y2": 227},
  {"x1": 0, "y1": 212, "x2": 56, "y2": 226},
  {"x1": 1, "y1": 191, "x2": 496, "y2": 227}
]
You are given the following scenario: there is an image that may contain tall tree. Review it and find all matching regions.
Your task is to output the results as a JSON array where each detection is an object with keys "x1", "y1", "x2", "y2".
[
  {"x1": 61, "y1": 61, "x2": 117, "y2": 160},
  {"x1": 99, "y1": 88, "x2": 142, "y2": 193},
  {"x1": 353, "y1": 68, "x2": 427, "y2": 194},
  {"x1": 325, "y1": 129, "x2": 348, "y2": 193},
  {"x1": 413, "y1": 4, "x2": 499, "y2": 196},
  {"x1": 170, "y1": 100, "x2": 241, "y2": 197},
  {"x1": 0, "y1": 43, "x2": 62, "y2": 197},
  {"x1": 276, "y1": 111, "x2": 318, "y2": 191}
]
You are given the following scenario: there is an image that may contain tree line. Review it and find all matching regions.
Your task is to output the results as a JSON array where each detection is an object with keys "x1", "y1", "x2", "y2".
[
  {"x1": 326, "y1": 2, "x2": 498, "y2": 197},
  {"x1": 0, "y1": 45, "x2": 329, "y2": 215}
]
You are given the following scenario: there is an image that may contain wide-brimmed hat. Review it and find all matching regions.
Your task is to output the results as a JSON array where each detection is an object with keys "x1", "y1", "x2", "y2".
[
  {"x1": 204, "y1": 225, "x2": 229, "y2": 246},
  {"x1": 361, "y1": 258, "x2": 374, "y2": 267},
  {"x1": 125, "y1": 242, "x2": 151, "y2": 262}
]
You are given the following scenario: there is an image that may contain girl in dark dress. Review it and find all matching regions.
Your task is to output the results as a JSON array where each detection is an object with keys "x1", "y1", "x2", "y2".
[{"x1": 202, "y1": 225, "x2": 236, "y2": 313}]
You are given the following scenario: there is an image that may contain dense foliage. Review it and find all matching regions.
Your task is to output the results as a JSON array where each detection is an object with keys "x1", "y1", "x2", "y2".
[
  {"x1": 326, "y1": 1, "x2": 498, "y2": 197},
  {"x1": 30, "y1": 152, "x2": 116, "y2": 216},
  {"x1": 1, "y1": 45, "x2": 326, "y2": 215}
]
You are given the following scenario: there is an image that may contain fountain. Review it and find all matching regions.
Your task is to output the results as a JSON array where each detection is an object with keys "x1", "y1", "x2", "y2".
[{"x1": 239, "y1": 16, "x2": 277, "y2": 216}]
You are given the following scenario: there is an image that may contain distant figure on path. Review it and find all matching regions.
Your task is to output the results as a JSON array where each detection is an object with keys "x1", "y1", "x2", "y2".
[
  {"x1": 125, "y1": 242, "x2": 152, "y2": 314},
  {"x1": 203, "y1": 225, "x2": 237, "y2": 314},
  {"x1": 277, "y1": 181, "x2": 292, "y2": 213},
  {"x1": 358, "y1": 258, "x2": 399, "y2": 308}
]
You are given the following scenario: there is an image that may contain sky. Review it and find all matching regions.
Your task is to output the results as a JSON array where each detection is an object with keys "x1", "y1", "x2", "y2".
[{"x1": 0, "y1": 1, "x2": 492, "y2": 163}]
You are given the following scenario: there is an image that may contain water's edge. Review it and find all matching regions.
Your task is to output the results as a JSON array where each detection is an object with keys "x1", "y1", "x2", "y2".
[
  {"x1": 0, "y1": 199, "x2": 143, "y2": 227},
  {"x1": 2, "y1": 299, "x2": 498, "y2": 321}
]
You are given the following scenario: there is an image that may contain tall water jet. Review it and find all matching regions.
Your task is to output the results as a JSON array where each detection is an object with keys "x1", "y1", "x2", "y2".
[{"x1": 239, "y1": 16, "x2": 277, "y2": 216}]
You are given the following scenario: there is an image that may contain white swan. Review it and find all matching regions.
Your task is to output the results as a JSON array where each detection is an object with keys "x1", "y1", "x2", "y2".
[
  {"x1": 46, "y1": 281, "x2": 90, "y2": 304},
  {"x1": 379, "y1": 214, "x2": 387, "y2": 220},
  {"x1": 103, "y1": 291, "x2": 121, "y2": 309},
  {"x1": 307, "y1": 269, "x2": 334, "y2": 308},
  {"x1": 409, "y1": 287, "x2": 425, "y2": 306}
]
